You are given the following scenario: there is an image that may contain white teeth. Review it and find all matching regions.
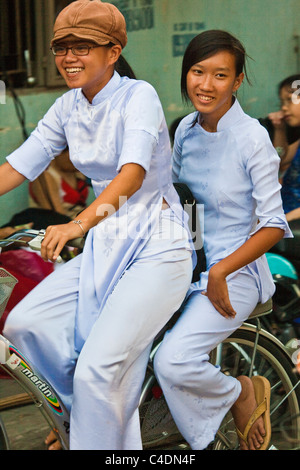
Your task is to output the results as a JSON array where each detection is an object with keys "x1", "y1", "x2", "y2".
[
  {"x1": 66, "y1": 68, "x2": 83, "y2": 73},
  {"x1": 199, "y1": 95, "x2": 213, "y2": 101}
]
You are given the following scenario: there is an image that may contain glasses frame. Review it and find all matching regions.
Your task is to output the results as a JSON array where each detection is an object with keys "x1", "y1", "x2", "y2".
[{"x1": 50, "y1": 44, "x2": 103, "y2": 56}]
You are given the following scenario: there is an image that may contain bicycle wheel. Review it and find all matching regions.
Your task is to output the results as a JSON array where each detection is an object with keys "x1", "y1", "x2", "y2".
[
  {"x1": 140, "y1": 324, "x2": 300, "y2": 450},
  {"x1": 211, "y1": 324, "x2": 300, "y2": 450},
  {"x1": 0, "y1": 415, "x2": 9, "y2": 450}
]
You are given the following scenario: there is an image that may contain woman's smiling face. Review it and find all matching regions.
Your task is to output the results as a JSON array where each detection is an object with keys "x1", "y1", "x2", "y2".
[
  {"x1": 187, "y1": 50, "x2": 244, "y2": 131},
  {"x1": 54, "y1": 37, "x2": 121, "y2": 103}
]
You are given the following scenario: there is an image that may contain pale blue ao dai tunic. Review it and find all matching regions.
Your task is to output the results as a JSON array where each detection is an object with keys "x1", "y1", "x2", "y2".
[{"x1": 6, "y1": 72, "x2": 193, "y2": 350}]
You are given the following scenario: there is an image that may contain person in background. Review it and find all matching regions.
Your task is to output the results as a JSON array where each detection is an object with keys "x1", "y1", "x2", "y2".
[
  {"x1": 268, "y1": 74, "x2": 300, "y2": 221},
  {"x1": 29, "y1": 147, "x2": 89, "y2": 219}
]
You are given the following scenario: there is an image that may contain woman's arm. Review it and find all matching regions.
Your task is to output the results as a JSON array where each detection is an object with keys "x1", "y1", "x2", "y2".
[
  {"x1": 285, "y1": 207, "x2": 300, "y2": 222},
  {"x1": 268, "y1": 111, "x2": 288, "y2": 153},
  {"x1": 0, "y1": 162, "x2": 26, "y2": 195},
  {"x1": 206, "y1": 227, "x2": 284, "y2": 319},
  {"x1": 41, "y1": 163, "x2": 145, "y2": 261},
  {"x1": 280, "y1": 139, "x2": 299, "y2": 174}
]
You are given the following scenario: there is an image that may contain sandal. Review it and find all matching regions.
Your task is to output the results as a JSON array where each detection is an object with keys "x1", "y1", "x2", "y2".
[{"x1": 236, "y1": 376, "x2": 271, "y2": 450}]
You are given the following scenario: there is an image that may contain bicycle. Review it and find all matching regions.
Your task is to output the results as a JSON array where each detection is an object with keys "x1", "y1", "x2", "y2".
[{"x1": 1, "y1": 229, "x2": 300, "y2": 450}]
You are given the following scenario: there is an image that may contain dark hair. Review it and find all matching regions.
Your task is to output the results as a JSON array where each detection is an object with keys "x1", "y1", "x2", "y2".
[
  {"x1": 278, "y1": 74, "x2": 300, "y2": 93},
  {"x1": 115, "y1": 54, "x2": 136, "y2": 79},
  {"x1": 103, "y1": 44, "x2": 136, "y2": 79},
  {"x1": 181, "y1": 30, "x2": 250, "y2": 103}
]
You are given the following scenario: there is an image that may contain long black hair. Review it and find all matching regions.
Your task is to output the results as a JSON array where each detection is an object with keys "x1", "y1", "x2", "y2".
[{"x1": 181, "y1": 30, "x2": 250, "y2": 103}]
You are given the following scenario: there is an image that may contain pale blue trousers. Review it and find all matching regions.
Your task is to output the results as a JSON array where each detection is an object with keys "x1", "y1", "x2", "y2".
[
  {"x1": 154, "y1": 267, "x2": 260, "y2": 450},
  {"x1": 4, "y1": 215, "x2": 193, "y2": 450}
]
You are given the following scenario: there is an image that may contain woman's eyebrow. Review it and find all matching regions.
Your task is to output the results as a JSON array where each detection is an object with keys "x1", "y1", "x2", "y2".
[{"x1": 214, "y1": 67, "x2": 231, "y2": 72}]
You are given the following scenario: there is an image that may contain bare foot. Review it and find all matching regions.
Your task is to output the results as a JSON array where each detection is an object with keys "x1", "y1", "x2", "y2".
[
  {"x1": 45, "y1": 430, "x2": 62, "y2": 450},
  {"x1": 231, "y1": 376, "x2": 266, "y2": 450}
]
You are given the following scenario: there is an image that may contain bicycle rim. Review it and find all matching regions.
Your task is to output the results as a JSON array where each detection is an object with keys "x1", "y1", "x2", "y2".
[{"x1": 211, "y1": 327, "x2": 300, "y2": 450}]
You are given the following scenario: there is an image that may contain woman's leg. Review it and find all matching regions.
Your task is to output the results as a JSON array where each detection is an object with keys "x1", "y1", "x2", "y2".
[
  {"x1": 154, "y1": 268, "x2": 260, "y2": 450},
  {"x1": 3, "y1": 255, "x2": 81, "y2": 411},
  {"x1": 70, "y1": 216, "x2": 193, "y2": 450}
]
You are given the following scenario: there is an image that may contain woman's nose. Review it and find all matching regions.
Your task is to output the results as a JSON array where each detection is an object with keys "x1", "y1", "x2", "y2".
[
  {"x1": 64, "y1": 49, "x2": 78, "y2": 61},
  {"x1": 199, "y1": 74, "x2": 213, "y2": 90}
]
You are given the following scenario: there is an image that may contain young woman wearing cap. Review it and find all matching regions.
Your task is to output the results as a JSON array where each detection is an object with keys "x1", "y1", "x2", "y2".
[
  {"x1": 154, "y1": 30, "x2": 292, "y2": 450},
  {"x1": 1, "y1": 1, "x2": 193, "y2": 450}
]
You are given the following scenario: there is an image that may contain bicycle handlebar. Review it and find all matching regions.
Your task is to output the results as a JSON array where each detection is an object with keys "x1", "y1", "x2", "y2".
[{"x1": 0, "y1": 229, "x2": 85, "y2": 260}]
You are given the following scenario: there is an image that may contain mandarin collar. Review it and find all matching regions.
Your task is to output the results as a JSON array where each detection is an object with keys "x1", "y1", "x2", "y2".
[
  {"x1": 216, "y1": 98, "x2": 244, "y2": 131},
  {"x1": 80, "y1": 71, "x2": 121, "y2": 106},
  {"x1": 198, "y1": 97, "x2": 245, "y2": 133}
]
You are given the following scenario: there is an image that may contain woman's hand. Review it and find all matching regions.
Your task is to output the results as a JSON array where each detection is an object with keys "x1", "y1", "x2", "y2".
[
  {"x1": 41, "y1": 222, "x2": 84, "y2": 262},
  {"x1": 204, "y1": 264, "x2": 236, "y2": 319},
  {"x1": 203, "y1": 228, "x2": 284, "y2": 318},
  {"x1": 268, "y1": 111, "x2": 285, "y2": 129}
]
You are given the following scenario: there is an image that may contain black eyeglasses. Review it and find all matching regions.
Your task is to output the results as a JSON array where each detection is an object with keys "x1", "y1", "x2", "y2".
[{"x1": 51, "y1": 44, "x2": 102, "y2": 56}]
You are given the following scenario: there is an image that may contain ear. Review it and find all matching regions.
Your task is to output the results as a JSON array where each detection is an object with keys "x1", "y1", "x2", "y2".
[
  {"x1": 233, "y1": 72, "x2": 244, "y2": 92},
  {"x1": 109, "y1": 44, "x2": 122, "y2": 66}
]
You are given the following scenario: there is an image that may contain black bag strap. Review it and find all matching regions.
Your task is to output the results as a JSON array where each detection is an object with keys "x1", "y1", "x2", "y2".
[{"x1": 173, "y1": 183, "x2": 206, "y2": 282}]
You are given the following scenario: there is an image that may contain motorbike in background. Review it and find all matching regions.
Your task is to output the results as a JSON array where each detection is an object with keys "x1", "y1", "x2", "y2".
[{"x1": 264, "y1": 219, "x2": 300, "y2": 345}]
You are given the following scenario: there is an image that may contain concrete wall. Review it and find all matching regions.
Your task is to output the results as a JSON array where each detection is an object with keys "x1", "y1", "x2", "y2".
[
  {"x1": 0, "y1": 0, "x2": 299, "y2": 225},
  {"x1": 112, "y1": 0, "x2": 299, "y2": 123}
]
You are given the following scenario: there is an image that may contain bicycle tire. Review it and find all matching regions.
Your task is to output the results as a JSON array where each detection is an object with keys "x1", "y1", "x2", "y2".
[{"x1": 140, "y1": 324, "x2": 300, "y2": 450}]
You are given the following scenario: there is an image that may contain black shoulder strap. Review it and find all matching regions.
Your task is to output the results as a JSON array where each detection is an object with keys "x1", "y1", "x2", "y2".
[{"x1": 173, "y1": 183, "x2": 206, "y2": 282}]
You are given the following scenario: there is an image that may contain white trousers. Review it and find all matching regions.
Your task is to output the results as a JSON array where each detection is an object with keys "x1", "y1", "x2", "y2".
[
  {"x1": 154, "y1": 267, "x2": 260, "y2": 450},
  {"x1": 4, "y1": 215, "x2": 192, "y2": 450}
]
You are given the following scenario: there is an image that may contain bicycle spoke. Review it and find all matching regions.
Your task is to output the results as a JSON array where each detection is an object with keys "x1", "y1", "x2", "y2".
[{"x1": 271, "y1": 379, "x2": 300, "y2": 416}]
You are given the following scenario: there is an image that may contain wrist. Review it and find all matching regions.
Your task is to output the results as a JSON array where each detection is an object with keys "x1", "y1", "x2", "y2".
[
  {"x1": 72, "y1": 219, "x2": 86, "y2": 236},
  {"x1": 209, "y1": 262, "x2": 228, "y2": 280}
]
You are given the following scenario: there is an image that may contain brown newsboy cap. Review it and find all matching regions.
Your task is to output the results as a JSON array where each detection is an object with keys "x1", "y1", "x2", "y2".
[{"x1": 51, "y1": 0, "x2": 127, "y2": 48}]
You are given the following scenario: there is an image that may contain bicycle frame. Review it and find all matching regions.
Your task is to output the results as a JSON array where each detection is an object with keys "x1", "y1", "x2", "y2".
[
  {"x1": 0, "y1": 333, "x2": 70, "y2": 449},
  {"x1": 0, "y1": 229, "x2": 81, "y2": 450}
]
